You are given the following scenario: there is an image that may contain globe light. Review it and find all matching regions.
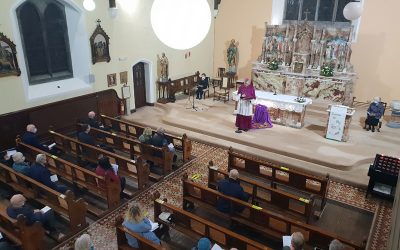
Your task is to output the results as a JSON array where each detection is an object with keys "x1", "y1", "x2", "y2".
[
  {"x1": 343, "y1": 1, "x2": 363, "y2": 21},
  {"x1": 83, "y1": 0, "x2": 96, "y2": 11},
  {"x1": 151, "y1": 0, "x2": 211, "y2": 50}
]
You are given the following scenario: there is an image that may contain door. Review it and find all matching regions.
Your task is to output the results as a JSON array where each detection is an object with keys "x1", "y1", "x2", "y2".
[{"x1": 133, "y1": 62, "x2": 146, "y2": 109}]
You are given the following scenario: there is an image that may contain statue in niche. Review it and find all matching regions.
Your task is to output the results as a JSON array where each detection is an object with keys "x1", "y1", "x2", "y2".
[
  {"x1": 159, "y1": 52, "x2": 169, "y2": 82},
  {"x1": 297, "y1": 31, "x2": 312, "y2": 54},
  {"x1": 227, "y1": 39, "x2": 238, "y2": 73}
]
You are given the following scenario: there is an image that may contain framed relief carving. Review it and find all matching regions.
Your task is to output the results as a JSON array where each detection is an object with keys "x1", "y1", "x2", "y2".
[
  {"x1": 293, "y1": 62, "x2": 304, "y2": 74},
  {"x1": 90, "y1": 19, "x2": 111, "y2": 64},
  {"x1": 0, "y1": 32, "x2": 21, "y2": 77},
  {"x1": 120, "y1": 71, "x2": 128, "y2": 84},
  {"x1": 107, "y1": 73, "x2": 117, "y2": 87}
]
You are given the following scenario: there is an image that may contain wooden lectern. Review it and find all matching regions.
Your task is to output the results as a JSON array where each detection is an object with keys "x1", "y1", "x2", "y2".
[{"x1": 325, "y1": 105, "x2": 355, "y2": 142}]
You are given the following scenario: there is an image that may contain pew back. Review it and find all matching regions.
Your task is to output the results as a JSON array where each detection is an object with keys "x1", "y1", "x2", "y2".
[
  {"x1": 49, "y1": 130, "x2": 150, "y2": 189},
  {"x1": 16, "y1": 139, "x2": 121, "y2": 210},
  {"x1": 182, "y1": 179, "x2": 364, "y2": 250},
  {"x1": 100, "y1": 114, "x2": 192, "y2": 162},
  {"x1": 228, "y1": 148, "x2": 329, "y2": 210},
  {"x1": 208, "y1": 166, "x2": 315, "y2": 223},
  {"x1": 154, "y1": 199, "x2": 271, "y2": 250}
]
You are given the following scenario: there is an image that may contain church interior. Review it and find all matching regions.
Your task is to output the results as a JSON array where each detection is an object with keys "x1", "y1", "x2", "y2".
[{"x1": 0, "y1": 0, "x2": 399, "y2": 250}]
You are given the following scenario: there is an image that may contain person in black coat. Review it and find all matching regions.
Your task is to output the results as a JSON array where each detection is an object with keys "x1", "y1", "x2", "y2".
[
  {"x1": 196, "y1": 73, "x2": 209, "y2": 99},
  {"x1": 21, "y1": 124, "x2": 48, "y2": 152},
  {"x1": 29, "y1": 154, "x2": 68, "y2": 194},
  {"x1": 216, "y1": 169, "x2": 249, "y2": 213}
]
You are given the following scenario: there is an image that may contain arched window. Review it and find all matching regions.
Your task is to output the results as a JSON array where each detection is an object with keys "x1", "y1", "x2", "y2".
[{"x1": 17, "y1": 0, "x2": 72, "y2": 85}]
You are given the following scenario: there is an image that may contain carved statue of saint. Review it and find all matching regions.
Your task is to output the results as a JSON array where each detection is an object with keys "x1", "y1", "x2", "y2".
[
  {"x1": 159, "y1": 52, "x2": 169, "y2": 82},
  {"x1": 227, "y1": 39, "x2": 238, "y2": 73}
]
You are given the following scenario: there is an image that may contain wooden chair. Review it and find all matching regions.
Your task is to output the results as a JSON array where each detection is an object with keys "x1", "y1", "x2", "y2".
[{"x1": 213, "y1": 77, "x2": 230, "y2": 102}]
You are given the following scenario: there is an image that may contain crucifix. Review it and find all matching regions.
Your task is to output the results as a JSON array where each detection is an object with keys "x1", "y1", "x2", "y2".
[
  {"x1": 96, "y1": 19, "x2": 101, "y2": 26},
  {"x1": 303, "y1": 9, "x2": 311, "y2": 20}
]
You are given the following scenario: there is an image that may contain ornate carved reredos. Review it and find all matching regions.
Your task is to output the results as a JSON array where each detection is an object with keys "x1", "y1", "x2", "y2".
[
  {"x1": 0, "y1": 32, "x2": 21, "y2": 77},
  {"x1": 90, "y1": 19, "x2": 111, "y2": 64},
  {"x1": 258, "y1": 20, "x2": 354, "y2": 73}
]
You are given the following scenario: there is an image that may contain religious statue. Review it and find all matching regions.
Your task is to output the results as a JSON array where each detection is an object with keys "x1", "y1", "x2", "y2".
[
  {"x1": 159, "y1": 52, "x2": 169, "y2": 82},
  {"x1": 227, "y1": 39, "x2": 238, "y2": 73}
]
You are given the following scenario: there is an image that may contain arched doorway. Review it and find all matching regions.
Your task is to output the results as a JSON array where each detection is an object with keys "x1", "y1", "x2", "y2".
[{"x1": 132, "y1": 62, "x2": 146, "y2": 109}]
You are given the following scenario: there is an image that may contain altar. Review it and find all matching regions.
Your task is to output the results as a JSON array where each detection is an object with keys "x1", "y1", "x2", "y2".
[{"x1": 233, "y1": 90, "x2": 312, "y2": 128}]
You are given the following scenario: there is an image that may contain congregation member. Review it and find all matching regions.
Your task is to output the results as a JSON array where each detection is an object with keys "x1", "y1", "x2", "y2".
[
  {"x1": 74, "y1": 234, "x2": 95, "y2": 250},
  {"x1": 86, "y1": 111, "x2": 105, "y2": 130},
  {"x1": 196, "y1": 73, "x2": 209, "y2": 100},
  {"x1": 123, "y1": 205, "x2": 161, "y2": 248},
  {"x1": 151, "y1": 127, "x2": 177, "y2": 163},
  {"x1": 234, "y1": 78, "x2": 256, "y2": 133},
  {"x1": 78, "y1": 124, "x2": 97, "y2": 146},
  {"x1": 282, "y1": 232, "x2": 304, "y2": 250},
  {"x1": 192, "y1": 237, "x2": 211, "y2": 250},
  {"x1": 0, "y1": 151, "x2": 13, "y2": 167},
  {"x1": 138, "y1": 127, "x2": 153, "y2": 144},
  {"x1": 96, "y1": 156, "x2": 126, "y2": 197},
  {"x1": 329, "y1": 239, "x2": 344, "y2": 250},
  {"x1": 22, "y1": 124, "x2": 48, "y2": 151},
  {"x1": 29, "y1": 154, "x2": 68, "y2": 194},
  {"x1": 11, "y1": 152, "x2": 30, "y2": 176},
  {"x1": 216, "y1": 169, "x2": 250, "y2": 213},
  {"x1": 364, "y1": 96, "x2": 385, "y2": 132},
  {"x1": 6, "y1": 194, "x2": 64, "y2": 240}
]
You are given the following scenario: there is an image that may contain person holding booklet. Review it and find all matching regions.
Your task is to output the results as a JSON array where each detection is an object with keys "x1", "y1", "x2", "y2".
[
  {"x1": 96, "y1": 156, "x2": 126, "y2": 197},
  {"x1": 6, "y1": 194, "x2": 64, "y2": 240},
  {"x1": 122, "y1": 205, "x2": 161, "y2": 248}
]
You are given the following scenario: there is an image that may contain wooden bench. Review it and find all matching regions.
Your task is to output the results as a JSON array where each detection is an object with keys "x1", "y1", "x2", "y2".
[
  {"x1": 0, "y1": 209, "x2": 45, "y2": 250},
  {"x1": 115, "y1": 217, "x2": 165, "y2": 250},
  {"x1": 228, "y1": 147, "x2": 329, "y2": 214},
  {"x1": 48, "y1": 130, "x2": 153, "y2": 189},
  {"x1": 182, "y1": 177, "x2": 365, "y2": 250},
  {"x1": 77, "y1": 123, "x2": 174, "y2": 175},
  {"x1": 208, "y1": 164, "x2": 316, "y2": 223},
  {"x1": 16, "y1": 139, "x2": 121, "y2": 215},
  {"x1": 0, "y1": 163, "x2": 88, "y2": 233},
  {"x1": 153, "y1": 196, "x2": 271, "y2": 250},
  {"x1": 100, "y1": 114, "x2": 192, "y2": 163}
]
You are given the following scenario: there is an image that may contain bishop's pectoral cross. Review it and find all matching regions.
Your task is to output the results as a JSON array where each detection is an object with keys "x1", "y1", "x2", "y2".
[{"x1": 303, "y1": 9, "x2": 311, "y2": 21}]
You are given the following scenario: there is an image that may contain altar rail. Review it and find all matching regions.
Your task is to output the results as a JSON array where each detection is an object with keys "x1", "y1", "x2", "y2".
[
  {"x1": 157, "y1": 73, "x2": 199, "y2": 103},
  {"x1": 100, "y1": 114, "x2": 192, "y2": 163},
  {"x1": 227, "y1": 147, "x2": 329, "y2": 214},
  {"x1": 0, "y1": 89, "x2": 122, "y2": 151}
]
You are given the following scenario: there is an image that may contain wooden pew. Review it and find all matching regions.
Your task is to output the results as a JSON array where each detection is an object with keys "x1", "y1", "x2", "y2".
[
  {"x1": 100, "y1": 114, "x2": 192, "y2": 163},
  {"x1": 48, "y1": 130, "x2": 152, "y2": 189},
  {"x1": 182, "y1": 177, "x2": 365, "y2": 250},
  {"x1": 16, "y1": 138, "x2": 121, "y2": 214},
  {"x1": 228, "y1": 147, "x2": 330, "y2": 214},
  {"x1": 0, "y1": 210, "x2": 45, "y2": 250},
  {"x1": 115, "y1": 217, "x2": 165, "y2": 250},
  {"x1": 153, "y1": 196, "x2": 271, "y2": 250},
  {"x1": 208, "y1": 164, "x2": 316, "y2": 223},
  {"x1": 0, "y1": 163, "x2": 88, "y2": 233},
  {"x1": 77, "y1": 123, "x2": 174, "y2": 175}
]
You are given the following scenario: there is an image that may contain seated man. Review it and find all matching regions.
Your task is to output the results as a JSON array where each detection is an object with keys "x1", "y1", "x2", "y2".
[
  {"x1": 282, "y1": 232, "x2": 304, "y2": 250},
  {"x1": 77, "y1": 124, "x2": 96, "y2": 146},
  {"x1": 6, "y1": 194, "x2": 64, "y2": 240},
  {"x1": 364, "y1": 96, "x2": 385, "y2": 132},
  {"x1": 196, "y1": 73, "x2": 209, "y2": 99},
  {"x1": 86, "y1": 111, "x2": 105, "y2": 130},
  {"x1": 12, "y1": 152, "x2": 31, "y2": 176},
  {"x1": 216, "y1": 169, "x2": 250, "y2": 213},
  {"x1": 151, "y1": 127, "x2": 177, "y2": 162},
  {"x1": 329, "y1": 239, "x2": 345, "y2": 250},
  {"x1": 0, "y1": 151, "x2": 13, "y2": 167},
  {"x1": 22, "y1": 124, "x2": 48, "y2": 152},
  {"x1": 29, "y1": 154, "x2": 68, "y2": 194}
]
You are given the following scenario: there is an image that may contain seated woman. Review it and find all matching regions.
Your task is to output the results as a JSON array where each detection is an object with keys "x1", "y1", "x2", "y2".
[
  {"x1": 139, "y1": 127, "x2": 153, "y2": 144},
  {"x1": 12, "y1": 152, "x2": 31, "y2": 176},
  {"x1": 96, "y1": 157, "x2": 126, "y2": 196},
  {"x1": 122, "y1": 205, "x2": 161, "y2": 248}
]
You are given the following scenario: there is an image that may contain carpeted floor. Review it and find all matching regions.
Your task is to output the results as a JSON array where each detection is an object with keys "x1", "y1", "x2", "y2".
[{"x1": 57, "y1": 141, "x2": 392, "y2": 250}]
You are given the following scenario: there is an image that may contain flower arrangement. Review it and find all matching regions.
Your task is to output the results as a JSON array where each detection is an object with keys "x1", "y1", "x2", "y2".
[
  {"x1": 320, "y1": 65, "x2": 333, "y2": 77},
  {"x1": 267, "y1": 60, "x2": 279, "y2": 70},
  {"x1": 294, "y1": 96, "x2": 306, "y2": 103}
]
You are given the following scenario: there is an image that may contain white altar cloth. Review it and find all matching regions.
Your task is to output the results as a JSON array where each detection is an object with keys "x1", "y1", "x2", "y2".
[{"x1": 233, "y1": 90, "x2": 312, "y2": 113}]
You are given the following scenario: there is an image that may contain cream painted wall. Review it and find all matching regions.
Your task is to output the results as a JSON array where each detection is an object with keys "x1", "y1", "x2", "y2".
[
  {"x1": 214, "y1": 0, "x2": 400, "y2": 102},
  {"x1": 0, "y1": 0, "x2": 214, "y2": 115}
]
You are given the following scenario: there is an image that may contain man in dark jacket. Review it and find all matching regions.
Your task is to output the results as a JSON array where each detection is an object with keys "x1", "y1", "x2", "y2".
[
  {"x1": 29, "y1": 154, "x2": 68, "y2": 194},
  {"x1": 22, "y1": 124, "x2": 48, "y2": 152},
  {"x1": 77, "y1": 124, "x2": 96, "y2": 146},
  {"x1": 216, "y1": 169, "x2": 249, "y2": 213},
  {"x1": 196, "y1": 73, "x2": 209, "y2": 99},
  {"x1": 6, "y1": 194, "x2": 64, "y2": 240}
]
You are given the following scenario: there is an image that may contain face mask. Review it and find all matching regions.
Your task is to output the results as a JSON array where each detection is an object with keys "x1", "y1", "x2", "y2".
[
  {"x1": 33, "y1": 128, "x2": 38, "y2": 133},
  {"x1": 201, "y1": 76, "x2": 205, "y2": 80}
]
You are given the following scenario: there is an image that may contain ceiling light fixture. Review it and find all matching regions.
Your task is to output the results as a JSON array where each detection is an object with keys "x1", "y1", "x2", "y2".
[{"x1": 83, "y1": 0, "x2": 96, "y2": 11}]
